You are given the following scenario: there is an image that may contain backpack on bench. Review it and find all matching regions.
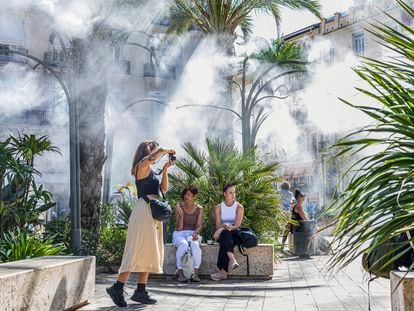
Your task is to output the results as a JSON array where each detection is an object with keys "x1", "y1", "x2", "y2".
[{"x1": 236, "y1": 227, "x2": 259, "y2": 276}]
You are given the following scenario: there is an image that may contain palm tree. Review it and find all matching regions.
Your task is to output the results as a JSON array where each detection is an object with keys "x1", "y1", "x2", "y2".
[
  {"x1": 169, "y1": 1, "x2": 320, "y2": 143},
  {"x1": 169, "y1": 0, "x2": 321, "y2": 53},
  {"x1": 168, "y1": 138, "x2": 284, "y2": 241},
  {"x1": 327, "y1": 0, "x2": 414, "y2": 273}
]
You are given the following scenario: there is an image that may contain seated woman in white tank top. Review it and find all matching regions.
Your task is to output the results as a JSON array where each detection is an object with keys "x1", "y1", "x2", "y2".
[{"x1": 210, "y1": 183, "x2": 244, "y2": 281}]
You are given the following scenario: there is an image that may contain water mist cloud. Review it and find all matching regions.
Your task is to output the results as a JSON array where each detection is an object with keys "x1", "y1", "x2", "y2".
[
  {"x1": 158, "y1": 36, "x2": 232, "y2": 152},
  {"x1": 302, "y1": 42, "x2": 376, "y2": 134},
  {"x1": 6, "y1": 0, "x2": 168, "y2": 39},
  {"x1": 0, "y1": 64, "x2": 47, "y2": 115}
]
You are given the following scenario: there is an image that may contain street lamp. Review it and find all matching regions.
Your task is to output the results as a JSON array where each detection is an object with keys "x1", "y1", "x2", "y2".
[
  {"x1": 176, "y1": 57, "x2": 304, "y2": 153},
  {"x1": 0, "y1": 42, "x2": 82, "y2": 254}
]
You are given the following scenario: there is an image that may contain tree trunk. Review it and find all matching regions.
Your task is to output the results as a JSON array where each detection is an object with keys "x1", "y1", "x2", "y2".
[{"x1": 71, "y1": 35, "x2": 111, "y2": 233}]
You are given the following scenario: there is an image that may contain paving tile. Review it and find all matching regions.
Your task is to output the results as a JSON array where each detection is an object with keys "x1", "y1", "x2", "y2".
[{"x1": 79, "y1": 254, "x2": 391, "y2": 311}]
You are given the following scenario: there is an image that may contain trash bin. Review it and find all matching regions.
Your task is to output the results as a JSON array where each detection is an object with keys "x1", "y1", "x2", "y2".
[{"x1": 293, "y1": 220, "x2": 316, "y2": 258}]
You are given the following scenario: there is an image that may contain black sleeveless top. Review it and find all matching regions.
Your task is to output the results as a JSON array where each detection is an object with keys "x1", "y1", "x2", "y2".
[
  {"x1": 292, "y1": 204, "x2": 305, "y2": 222},
  {"x1": 135, "y1": 170, "x2": 160, "y2": 199}
]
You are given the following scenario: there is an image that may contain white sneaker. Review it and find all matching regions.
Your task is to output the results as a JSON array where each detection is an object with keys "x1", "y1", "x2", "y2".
[
  {"x1": 210, "y1": 271, "x2": 227, "y2": 281},
  {"x1": 229, "y1": 259, "x2": 239, "y2": 270}
]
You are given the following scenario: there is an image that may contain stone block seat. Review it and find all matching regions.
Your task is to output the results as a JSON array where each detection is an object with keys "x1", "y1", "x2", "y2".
[
  {"x1": 0, "y1": 256, "x2": 95, "y2": 311},
  {"x1": 391, "y1": 271, "x2": 414, "y2": 311},
  {"x1": 161, "y1": 243, "x2": 274, "y2": 279}
]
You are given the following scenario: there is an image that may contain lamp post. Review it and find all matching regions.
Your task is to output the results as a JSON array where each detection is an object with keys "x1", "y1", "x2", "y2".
[
  {"x1": 0, "y1": 42, "x2": 82, "y2": 253},
  {"x1": 176, "y1": 57, "x2": 305, "y2": 153}
]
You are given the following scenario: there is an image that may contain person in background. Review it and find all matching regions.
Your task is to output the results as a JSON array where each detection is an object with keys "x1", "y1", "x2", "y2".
[
  {"x1": 306, "y1": 201, "x2": 317, "y2": 220},
  {"x1": 280, "y1": 181, "x2": 294, "y2": 252},
  {"x1": 292, "y1": 189, "x2": 309, "y2": 226},
  {"x1": 173, "y1": 185, "x2": 203, "y2": 282}
]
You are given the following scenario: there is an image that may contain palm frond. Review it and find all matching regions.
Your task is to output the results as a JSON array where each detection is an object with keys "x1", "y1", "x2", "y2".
[{"x1": 327, "y1": 1, "x2": 414, "y2": 274}]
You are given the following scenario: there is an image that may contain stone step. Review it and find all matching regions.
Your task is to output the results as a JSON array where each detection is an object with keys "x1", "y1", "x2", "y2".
[{"x1": 0, "y1": 256, "x2": 95, "y2": 311}]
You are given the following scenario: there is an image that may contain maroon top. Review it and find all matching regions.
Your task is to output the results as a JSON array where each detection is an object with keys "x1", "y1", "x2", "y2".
[{"x1": 182, "y1": 205, "x2": 200, "y2": 231}]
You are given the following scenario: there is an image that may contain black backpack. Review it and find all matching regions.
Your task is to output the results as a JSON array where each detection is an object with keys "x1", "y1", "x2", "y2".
[
  {"x1": 236, "y1": 227, "x2": 259, "y2": 248},
  {"x1": 236, "y1": 227, "x2": 258, "y2": 276}
]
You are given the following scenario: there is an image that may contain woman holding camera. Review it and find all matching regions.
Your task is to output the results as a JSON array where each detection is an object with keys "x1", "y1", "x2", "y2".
[
  {"x1": 210, "y1": 183, "x2": 244, "y2": 281},
  {"x1": 106, "y1": 140, "x2": 175, "y2": 307},
  {"x1": 173, "y1": 186, "x2": 203, "y2": 282}
]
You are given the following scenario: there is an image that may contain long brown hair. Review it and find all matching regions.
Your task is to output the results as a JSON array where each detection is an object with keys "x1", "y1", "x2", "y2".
[{"x1": 131, "y1": 140, "x2": 158, "y2": 175}]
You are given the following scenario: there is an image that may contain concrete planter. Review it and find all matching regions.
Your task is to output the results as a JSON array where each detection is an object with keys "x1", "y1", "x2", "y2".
[
  {"x1": 391, "y1": 271, "x2": 414, "y2": 311},
  {"x1": 0, "y1": 256, "x2": 95, "y2": 311}
]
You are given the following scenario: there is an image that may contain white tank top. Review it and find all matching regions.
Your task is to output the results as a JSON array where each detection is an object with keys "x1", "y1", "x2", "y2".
[{"x1": 220, "y1": 201, "x2": 238, "y2": 224}]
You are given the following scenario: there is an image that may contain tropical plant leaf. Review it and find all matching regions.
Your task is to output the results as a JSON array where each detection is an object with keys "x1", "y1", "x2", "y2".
[{"x1": 327, "y1": 1, "x2": 414, "y2": 274}]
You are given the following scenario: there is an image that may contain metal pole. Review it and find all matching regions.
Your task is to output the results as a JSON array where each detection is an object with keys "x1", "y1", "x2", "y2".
[
  {"x1": 69, "y1": 92, "x2": 81, "y2": 254},
  {"x1": 0, "y1": 44, "x2": 82, "y2": 252}
]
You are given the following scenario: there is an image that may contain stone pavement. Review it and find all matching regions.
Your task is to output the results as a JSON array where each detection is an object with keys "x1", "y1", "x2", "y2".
[{"x1": 79, "y1": 256, "x2": 391, "y2": 311}]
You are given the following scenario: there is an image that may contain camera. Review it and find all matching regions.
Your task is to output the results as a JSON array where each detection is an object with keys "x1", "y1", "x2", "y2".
[{"x1": 168, "y1": 153, "x2": 176, "y2": 161}]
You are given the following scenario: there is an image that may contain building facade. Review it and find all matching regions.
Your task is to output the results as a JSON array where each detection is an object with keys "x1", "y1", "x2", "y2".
[{"x1": 279, "y1": 0, "x2": 413, "y2": 213}]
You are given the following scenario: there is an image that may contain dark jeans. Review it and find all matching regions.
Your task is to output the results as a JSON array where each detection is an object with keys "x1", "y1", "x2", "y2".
[{"x1": 217, "y1": 230, "x2": 239, "y2": 272}]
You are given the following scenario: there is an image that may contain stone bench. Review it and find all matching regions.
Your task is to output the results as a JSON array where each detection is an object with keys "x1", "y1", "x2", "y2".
[
  {"x1": 161, "y1": 243, "x2": 274, "y2": 279},
  {"x1": 0, "y1": 256, "x2": 95, "y2": 311},
  {"x1": 391, "y1": 271, "x2": 414, "y2": 311}
]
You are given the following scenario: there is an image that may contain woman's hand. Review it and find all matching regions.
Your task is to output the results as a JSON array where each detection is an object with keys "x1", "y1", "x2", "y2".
[
  {"x1": 225, "y1": 223, "x2": 233, "y2": 231},
  {"x1": 175, "y1": 206, "x2": 183, "y2": 217},
  {"x1": 163, "y1": 159, "x2": 175, "y2": 171},
  {"x1": 192, "y1": 232, "x2": 199, "y2": 240}
]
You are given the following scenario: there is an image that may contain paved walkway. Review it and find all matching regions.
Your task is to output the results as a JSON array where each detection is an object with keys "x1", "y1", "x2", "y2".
[{"x1": 79, "y1": 256, "x2": 391, "y2": 311}]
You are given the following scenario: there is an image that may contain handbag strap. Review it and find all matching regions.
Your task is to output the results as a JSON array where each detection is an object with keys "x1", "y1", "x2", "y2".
[
  {"x1": 143, "y1": 190, "x2": 166, "y2": 203},
  {"x1": 237, "y1": 244, "x2": 250, "y2": 276}
]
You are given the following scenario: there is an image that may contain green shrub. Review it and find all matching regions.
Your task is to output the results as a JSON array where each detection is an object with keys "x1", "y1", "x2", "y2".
[
  {"x1": 0, "y1": 229, "x2": 66, "y2": 263},
  {"x1": 0, "y1": 134, "x2": 60, "y2": 236},
  {"x1": 168, "y1": 138, "x2": 285, "y2": 242},
  {"x1": 44, "y1": 218, "x2": 71, "y2": 248},
  {"x1": 98, "y1": 226, "x2": 127, "y2": 267}
]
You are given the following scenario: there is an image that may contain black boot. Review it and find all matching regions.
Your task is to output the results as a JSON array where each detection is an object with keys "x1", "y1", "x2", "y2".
[
  {"x1": 130, "y1": 290, "x2": 157, "y2": 304},
  {"x1": 106, "y1": 284, "x2": 127, "y2": 307}
]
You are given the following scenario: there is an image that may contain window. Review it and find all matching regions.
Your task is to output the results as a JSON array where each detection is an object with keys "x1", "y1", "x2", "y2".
[{"x1": 352, "y1": 32, "x2": 365, "y2": 55}]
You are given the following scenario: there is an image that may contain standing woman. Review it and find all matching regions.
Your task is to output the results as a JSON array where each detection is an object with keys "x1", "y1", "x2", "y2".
[
  {"x1": 106, "y1": 140, "x2": 175, "y2": 307},
  {"x1": 173, "y1": 186, "x2": 203, "y2": 282},
  {"x1": 210, "y1": 183, "x2": 244, "y2": 281}
]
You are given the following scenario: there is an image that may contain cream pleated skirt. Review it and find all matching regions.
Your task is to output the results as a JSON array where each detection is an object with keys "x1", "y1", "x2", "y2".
[{"x1": 118, "y1": 198, "x2": 164, "y2": 273}]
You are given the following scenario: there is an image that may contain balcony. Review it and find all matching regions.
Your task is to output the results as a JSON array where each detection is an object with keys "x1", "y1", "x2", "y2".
[
  {"x1": 143, "y1": 63, "x2": 175, "y2": 80},
  {"x1": 110, "y1": 60, "x2": 131, "y2": 75},
  {"x1": 0, "y1": 45, "x2": 29, "y2": 64},
  {"x1": 44, "y1": 51, "x2": 65, "y2": 68}
]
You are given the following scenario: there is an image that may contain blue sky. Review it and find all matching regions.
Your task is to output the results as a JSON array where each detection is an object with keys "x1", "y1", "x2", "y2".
[{"x1": 253, "y1": 0, "x2": 354, "y2": 39}]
